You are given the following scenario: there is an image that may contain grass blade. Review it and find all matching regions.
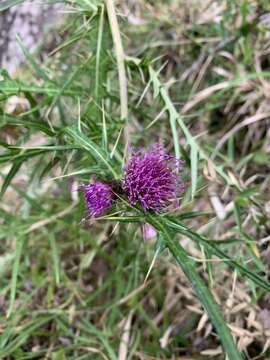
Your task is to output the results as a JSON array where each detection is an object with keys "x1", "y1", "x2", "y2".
[
  {"x1": 95, "y1": 5, "x2": 105, "y2": 98},
  {"x1": 190, "y1": 145, "x2": 198, "y2": 199},
  {"x1": 15, "y1": 35, "x2": 52, "y2": 82},
  {"x1": 1, "y1": 160, "x2": 23, "y2": 197},
  {"x1": 7, "y1": 236, "x2": 25, "y2": 318},
  {"x1": 49, "y1": 233, "x2": 60, "y2": 286}
]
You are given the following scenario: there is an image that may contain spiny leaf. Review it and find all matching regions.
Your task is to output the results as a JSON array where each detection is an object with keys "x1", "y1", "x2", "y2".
[
  {"x1": 167, "y1": 219, "x2": 270, "y2": 292},
  {"x1": 64, "y1": 126, "x2": 118, "y2": 178},
  {"x1": 0, "y1": 0, "x2": 24, "y2": 11},
  {"x1": 148, "y1": 215, "x2": 243, "y2": 360},
  {"x1": 111, "y1": 214, "x2": 270, "y2": 291},
  {"x1": 0, "y1": 146, "x2": 79, "y2": 165}
]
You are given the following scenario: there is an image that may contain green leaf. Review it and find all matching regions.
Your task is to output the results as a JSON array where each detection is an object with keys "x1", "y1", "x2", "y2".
[
  {"x1": 111, "y1": 214, "x2": 270, "y2": 292},
  {"x1": 95, "y1": 5, "x2": 105, "y2": 98},
  {"x1": 15, "y1": 35, "x2": 52, "y2": 82},
  {"x1": 233, "y1": 202, "x2": 242, "y2": 231},
  {"x1": 0, "y1": 79, "x2": 80, "y2": 97},
  {"x1": 0, "y1": 0, "x2": 24, "y2": 11},
  {"x1": 64, "y1": 126, "x2": 118, "y2": 178},
  {"x1": 1, "y1": 114, "x2": 56, "y2": 136},
  {"x1": 148, "y1": 215, "x2": 243, "y2": 360},
  {"x1": 149, "y1": 66, "x2": 180, "y2": 160},
  {"x1": 1, "y1": 160, "x2": 23, "y2": 197},
  {"x1": 147, "y1": 65, "x2": 238, "y2": 188},
  {"x1": 0, "y1": 145, "x2": 79, "y2": 165},
  {"x1": 39, "y1": 157, "x2": 61, "y2": 181},
  {"x1": 167, "y1": 219, "x2": 270, "y2": 292}
]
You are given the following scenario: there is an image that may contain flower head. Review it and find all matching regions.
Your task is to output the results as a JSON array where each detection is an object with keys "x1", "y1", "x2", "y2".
[
  {"x1": 83, "y1": 180, "x2": 115, "y2": 217},
  {"x1": 123, "y1": 143, "x2": 185, "y2": 212}
]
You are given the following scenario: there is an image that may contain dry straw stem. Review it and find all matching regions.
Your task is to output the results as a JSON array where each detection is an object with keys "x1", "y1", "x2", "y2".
[
  {"x1": 25, "y1": 203, "x2": 77, "y2": 234},
  {"x1": 182, "y1": 81, "x2": 230, "y2": 113},
  {"x1": 118, "y1": 311, "x2": 133, "y2": 360},
  {"x1": 105, "y1": 0, "x2": 130, "y2": 147},
  {"x1": 214, "y1": 112, "x2": 270, "y2": 155}
]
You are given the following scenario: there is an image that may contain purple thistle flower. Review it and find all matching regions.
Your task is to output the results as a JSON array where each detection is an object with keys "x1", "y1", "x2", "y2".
[
  {"x1": 83, "y1": 180, "x2": 115, "y2": 217},
  {"x1": 123, "y1": 143, "x2": 186, "y2": 212}
]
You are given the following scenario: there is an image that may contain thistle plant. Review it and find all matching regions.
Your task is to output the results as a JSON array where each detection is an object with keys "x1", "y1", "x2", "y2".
[
  {"x1": 1, "y1": 1, "x2": 270, "y2": 359},
  {"x1": 82, "y1": 143, "x2": 186, "y2": 217}
]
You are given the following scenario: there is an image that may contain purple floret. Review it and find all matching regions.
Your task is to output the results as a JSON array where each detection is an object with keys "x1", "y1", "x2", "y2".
[
  {"x1": 83, "y1": 180, "x2": 114, "y2": 217},
  {"x1": 123, "y1": 143, "x2": 186, "y2": 212}
]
